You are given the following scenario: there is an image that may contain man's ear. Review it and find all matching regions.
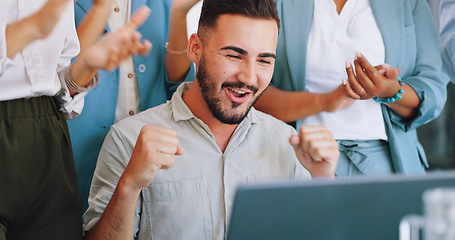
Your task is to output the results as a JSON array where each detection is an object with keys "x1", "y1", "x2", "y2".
[{"x1": 188, "y1": 33, "x2": 203, "y2": 66}]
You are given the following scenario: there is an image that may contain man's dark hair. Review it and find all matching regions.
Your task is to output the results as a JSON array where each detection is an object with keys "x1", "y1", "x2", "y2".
[{"x1": 197, "y1": 0, "x2": 280, "y2": 42}]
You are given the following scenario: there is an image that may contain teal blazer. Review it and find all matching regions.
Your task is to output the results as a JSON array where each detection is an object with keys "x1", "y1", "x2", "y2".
[
  {"x1": 68, "y1": 0, "x2": 195, "y2": 211},
  {"x1": 273, "y1": 0, "x2": 449, "y2": 173}
]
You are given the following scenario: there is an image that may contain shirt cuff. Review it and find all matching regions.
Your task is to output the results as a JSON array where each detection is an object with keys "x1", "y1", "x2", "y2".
[{"x1": 56, "y1": 66, "x2": 101, "y2": 119}]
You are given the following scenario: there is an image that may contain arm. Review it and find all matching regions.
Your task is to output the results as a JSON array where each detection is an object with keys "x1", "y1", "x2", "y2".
[
  {"x1": 165, "y1": 0, "x2": 200, "y2": 83},
  {"x1": 289, "y1": 126, "x2": 339, "y2": 178},
  {"x1": 5, "y1": 0, "x2": 71, "y2": 58},
  {"x1": 85, "y1": 125, "x2": 183, "y2": 240},
  {"x1": 254, "y1": 85, "x2": 354, "y2": 123},
  {"x1": 76, "y1": 0, "x2": 112, "y2": 54}
]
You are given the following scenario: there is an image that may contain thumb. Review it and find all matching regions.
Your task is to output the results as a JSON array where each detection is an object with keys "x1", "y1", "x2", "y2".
[
  {"x1": 175, "y1": 145, "x2": 184, "y2": 156},
  {"x1": 125, "y1": 6, "x2": 151, "y2": 32},
  {"x1": 289, "y1": 135, "x2": 301, "y2": 150}
]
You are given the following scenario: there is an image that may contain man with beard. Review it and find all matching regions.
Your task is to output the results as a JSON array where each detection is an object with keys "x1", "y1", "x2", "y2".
[{"x1": 82, "y1": 0, "x2": 339, "y2": 239}]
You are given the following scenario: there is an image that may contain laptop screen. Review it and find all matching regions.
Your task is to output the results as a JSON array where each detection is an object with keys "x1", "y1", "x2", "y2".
[{"x1": 227, "y1": 171, "x2": 455, "y2": 240}]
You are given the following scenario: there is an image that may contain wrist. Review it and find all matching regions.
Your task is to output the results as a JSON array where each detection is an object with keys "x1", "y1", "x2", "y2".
[
  {"x1": 374, "y1": 77, "x2": 404, "y2": 104},
  {"x1": 311, "y1": 170, "x2": 336, "y2": 179},
  {"x1": 117, "y1": 175, "x2": 142, "y2": 197},
  {"x1": 318, "y1": 93, "x2": 331, "y2": 113}
]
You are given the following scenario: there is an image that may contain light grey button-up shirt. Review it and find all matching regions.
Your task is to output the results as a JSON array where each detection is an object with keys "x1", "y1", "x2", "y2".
[{"x1": 83, "y1": 82, "x2": 311, "y2": 240}]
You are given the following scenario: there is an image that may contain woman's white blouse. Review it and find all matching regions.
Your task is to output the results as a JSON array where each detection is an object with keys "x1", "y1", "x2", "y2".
[
  {"x1": 0, "y1": 1, "x2": 88, "y2": 119},
  {"x1": 301, "y1": 0, "x2": 388, "y2": 140}
]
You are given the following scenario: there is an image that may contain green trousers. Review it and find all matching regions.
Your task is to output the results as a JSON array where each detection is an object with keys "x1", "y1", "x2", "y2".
[{"x1": 0, "y1": 97, "x2": 82, "y2": 240}]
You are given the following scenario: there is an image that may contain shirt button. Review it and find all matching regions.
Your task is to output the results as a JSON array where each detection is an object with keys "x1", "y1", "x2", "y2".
[
  {"x1": 127, "y1": 73, "x2": 134, "y2": 78},
  {"x1": 129, "y1": 110, "x2": 135, "y2": 116},
  {"x1": 114, "y1": 7, "x2": 120, "y2": 12},
  {"x1": 227, "y1": 200, "x2": 232, "y2": 207},
  {"x1": 138, "y1": 64, "x2": 146, "y2": 73}
]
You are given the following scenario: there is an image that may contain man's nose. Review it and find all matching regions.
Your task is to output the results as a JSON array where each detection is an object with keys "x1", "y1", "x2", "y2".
[{"x1": 237, "y1": 60, "x2": 257, "y2": 86}]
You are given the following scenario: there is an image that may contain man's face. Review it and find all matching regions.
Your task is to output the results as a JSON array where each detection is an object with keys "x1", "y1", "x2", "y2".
[{"x1": 196, "y1": 14, "x2": 278, "y2": 124}]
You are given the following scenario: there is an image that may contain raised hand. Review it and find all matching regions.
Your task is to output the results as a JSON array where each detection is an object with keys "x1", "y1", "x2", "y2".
[
  {"x1": 120, "y1": 125, "x2": 183, "y2": 191},
  {"x1": 289, "y1": 126, "x2": 339, "y2": 178},
  {"x1": 343, "y1": 52, "x2": 402, "y2": 100},
  {"x1": 81, "y1": 6, "x2": 153, "y2": 71}
]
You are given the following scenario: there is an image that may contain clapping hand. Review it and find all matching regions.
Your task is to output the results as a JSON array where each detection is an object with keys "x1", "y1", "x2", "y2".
[
  {"x1": 343, "y1": 52, "x2": 401, "y2": 100},
  {"x1": 81, "y1": 6, "x2": 153, "y2": 71}
]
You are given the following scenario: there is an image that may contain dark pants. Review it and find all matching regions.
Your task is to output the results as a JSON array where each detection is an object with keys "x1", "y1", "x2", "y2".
[{"x1": 0, "y1": 97, "x2": 82, "y2": 240}]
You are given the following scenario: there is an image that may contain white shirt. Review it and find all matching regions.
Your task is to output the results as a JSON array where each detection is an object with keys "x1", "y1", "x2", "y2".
[
  {"x1": 0, "y1": 0, "x2": 87, "y2": 119},
  {"x1": 300, "y1": 0, "x2": 387, "y2": 140},
  {"x1": 83, "y1": 82, "x2": 311, "y2": 240},
  {"x1": 108, "y1": 0, "x2": 141, "y2": 122}
]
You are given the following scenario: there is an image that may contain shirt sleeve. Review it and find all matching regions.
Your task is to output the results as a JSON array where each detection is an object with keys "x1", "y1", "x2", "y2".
[
  {"x1": 389, "y1": 0, "x2": 450, "y2": 132},
  {"x1": 439, "y1": 0, "x2": 455, "y2": 83},
  {"x1": 0, "y1": 21, "x2": 15, "y2": 75},
  {"x1": 82, "y1": 125, "x2": 141, "y2": 237},
  {"x1": 54, "y1": 3, "x2": 93, "y2": 119}
]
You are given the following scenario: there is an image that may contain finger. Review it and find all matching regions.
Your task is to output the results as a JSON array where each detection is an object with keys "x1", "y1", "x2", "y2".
[
  {"x1": 298, "y1": 126, "x2": 334, "y2": 153},
  {"x1": 306, "y1": 140, "x2": 339, "y2": 162},
  {"x1": 298, "y1": 125, "x2": 336, "y2": 137},
  {"x1": 355, "y1": 52, "x2": 377, "y2": 77},
  {"x1": 137, "y1": 40, "x2": 152, "y2": 56},
  {"x1": 128, "y1": 32, "x2": 143, "y2": 54},
  {"x1": 289, "y1": 135, "x2": 311, "y2": 161},
  {"x1": 374, "y1": 65, "x2": 386, "y2": 75},
  {"x1": 343, "y1": 79, "x2": 361, "y2": 100},
  {"x1": 384, "y1": 66, "x2": 400, "y2": 80},
  {"x1": 353, "y1": 57, "x2": 375, "y2": 92},
  {"x1": 159, "y1": 154, "x2": 176, "y2": 170},
  {"x1": 345, "y1": 61, "x2": 364, "y2": 96},
  {"x1": 125, "y1": 6, "x2": 151, "y2": 32},
  {"x1": 143, "y1": 125, "x2": 178, "y2": 136},
  {"x1": 118, "y1": 37, "x2": 132, "y2": 60},
  {"x1": 289, "y1": 135, "x2": 302, "y2": 149},
  {"x1": 175, "y1": 145, "x2": 184, "y2": 155},
  {"x1": 154, "y1": 141, "x2": 180, "y2": 155}
]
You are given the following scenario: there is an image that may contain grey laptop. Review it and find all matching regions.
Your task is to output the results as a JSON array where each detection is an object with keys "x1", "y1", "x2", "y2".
[{"x1": 226, "y1": 171, "x2": 455, "y2": 240}]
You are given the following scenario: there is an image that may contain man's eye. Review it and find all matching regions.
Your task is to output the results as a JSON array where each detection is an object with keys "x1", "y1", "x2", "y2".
[
  {"x1": 227, "y1": 55, "x2": 241, "y2": 59},
  {"x1": 258, "y1": 59, "x2": 271, "y2": 65}
]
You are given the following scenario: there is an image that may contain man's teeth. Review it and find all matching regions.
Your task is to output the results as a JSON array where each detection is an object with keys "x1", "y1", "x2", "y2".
[{"x1": 231, "y1": 89, "x2": 247, "y2": 94}]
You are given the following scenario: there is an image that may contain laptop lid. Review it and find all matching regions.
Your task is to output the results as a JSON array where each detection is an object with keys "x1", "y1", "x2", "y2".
[{"x1": 226, "y1": 171, "x2": 455, "y2": 240}]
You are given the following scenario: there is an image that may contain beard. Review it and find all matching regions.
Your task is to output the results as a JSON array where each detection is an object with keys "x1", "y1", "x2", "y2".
[{"x1": 197, "y1": 55, "x2": 262, "y2": 125}]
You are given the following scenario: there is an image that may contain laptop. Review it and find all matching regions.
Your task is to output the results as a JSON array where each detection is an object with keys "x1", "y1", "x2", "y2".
[{"x1": 226, "y1": 170, "x2": 455, "y2": 240}]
